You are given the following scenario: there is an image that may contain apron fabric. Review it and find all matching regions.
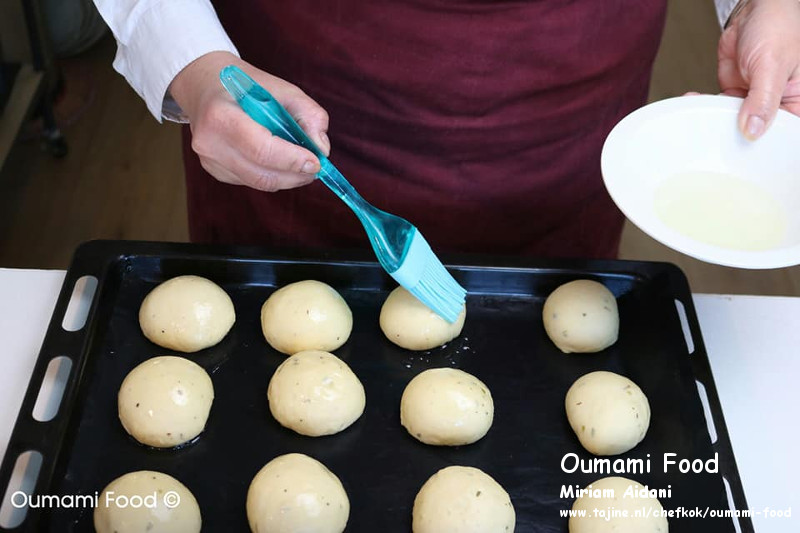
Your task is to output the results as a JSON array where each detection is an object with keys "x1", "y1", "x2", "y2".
[{"x1": 183, "y1": 1, "x2": 667, "y2": 259}]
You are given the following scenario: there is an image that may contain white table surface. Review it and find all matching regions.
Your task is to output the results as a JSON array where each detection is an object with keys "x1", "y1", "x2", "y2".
[{"x1": 0, "y1": 268, "x2": 797, "y2": 531}]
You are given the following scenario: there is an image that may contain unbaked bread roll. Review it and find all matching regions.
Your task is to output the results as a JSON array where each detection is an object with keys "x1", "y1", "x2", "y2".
[
  {"x1": 261, "y1": 280, "x2": 352, "y2": 355},
  {"x1": 412, "y1": 465, "x2": 515, "y2": 533},
  {"x1": 380, "y1": 286, "x2": 466, "y2": 351},
  {"x1": 401, "y1": 368, "x2": 493, "y2": 446},
  {"x1": 569, "y1": 476, "x2": 668, "y2": 532},
  {"x1": 94, "y1": 470, "x2": 201, "y2": 533},
  {"x1": 565, "y1": 371, "x2": 650, "y2": 456},
  {"x1": 246, "y1": 453, "x2": 349, "y2": 533},
  {"x1": 118, "y1": 356, "x2": 214, "y2": 448},
  {"x1": 542, "y1": 279, "x2": 618, "y2": 353},
  {"x1": 139, "y1": 275, "x2": 235, "y2": 353},
  {"x1": 267, "y1": 350, "x2": 365, "y2": 437}
]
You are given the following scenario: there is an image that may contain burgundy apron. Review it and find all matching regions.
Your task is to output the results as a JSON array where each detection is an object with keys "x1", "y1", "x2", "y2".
[{"x1": 183, "y1": 1, "x2": 667, "y2": 259}]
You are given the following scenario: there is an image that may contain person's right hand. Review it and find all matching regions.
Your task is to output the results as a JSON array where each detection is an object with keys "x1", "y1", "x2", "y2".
[{"x1": 169, "y1": 51, "x2": 330, "y2": 192}]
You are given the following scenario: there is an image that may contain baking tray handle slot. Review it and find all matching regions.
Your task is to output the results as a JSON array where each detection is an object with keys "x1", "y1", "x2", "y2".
[
  {"x1": 0, "y1": 451, "x2": 42, "y2": 530},
  {"x1": 695, "y1": 379, "x2": 718, "y2": 444},
  {"x1": 674, "y1": 298, "x2": 695, "y2": 354},
  {"x1": 61, "y1": 276, "x2": 98, "y2": 332},
  {"x1": 722, "y1": 476, "x2": 745, "y2": 533},
  {"x1": 31, "y1": 357, "x2": 73, "y2": 423}
]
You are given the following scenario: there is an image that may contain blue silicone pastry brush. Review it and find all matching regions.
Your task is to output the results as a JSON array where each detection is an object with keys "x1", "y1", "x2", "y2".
[{"x1": 219, "y1": 65, "x2": 466, "y2": 322}]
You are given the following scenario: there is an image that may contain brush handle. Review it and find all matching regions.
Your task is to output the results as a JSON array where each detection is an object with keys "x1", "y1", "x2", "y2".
[{"x1": 219, "y1": 65, "x2": 367, "y2": 212}]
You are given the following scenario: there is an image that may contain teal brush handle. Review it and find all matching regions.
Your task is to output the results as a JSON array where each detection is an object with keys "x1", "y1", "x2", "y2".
[
  {"x1": 219, "y1": 66, "x2": 358, "y2": 205},
  {"x1": 219, "y1": 65, "x2": 410, "y2": 271}
]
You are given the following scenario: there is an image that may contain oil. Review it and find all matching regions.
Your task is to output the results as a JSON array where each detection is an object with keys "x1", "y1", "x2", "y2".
[{"x1": 654, "y1": 171, "x2": 787, "y2": 251}]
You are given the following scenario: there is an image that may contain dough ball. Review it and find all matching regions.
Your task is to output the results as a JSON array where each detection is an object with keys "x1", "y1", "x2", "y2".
[
  {"x1": 94, "y1": 470, "x2": 201, "y2": 533},
  {"x1": 268, "y1": 350, "x2": 366, "y2": 437},
  {"x1": 139, "y1": 275, "x2": 235, "y2": 353},
  {"x1": 412, "y1": 465, "x2": 515, "y2": 533},
  {"x1": 569, "y1": 476, "x2": 668, "y2": 532},
  {"x1": 565, "y1": 371, "x2": 650, "y2": 456},
  {"x1": 401, "y1": 368, "x2": 493, "y2": 446},
  {"x1": 542, "y1": 279, "x2": 618, "y2": 353},
  {"x1": 246, "y1": 453, "x2": 349, "y2": 533},
  {"x1": 261, "y1": 280, "x2": 352, "y2": 355},
  {"x1": 118, "y1": 356, "x2": 214, "y2": 448},
  {"x1": 379, "y1": 287, "x2": 466, "y2": 351}
]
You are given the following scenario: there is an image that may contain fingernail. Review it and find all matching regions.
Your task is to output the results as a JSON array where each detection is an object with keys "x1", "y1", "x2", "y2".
[
  {"x1": 319, "y1": 132, "x2": 331, "y2": 156},
  {"x1": 301, "y1": 160, "x2": 318, "y2": 174},
  {"x1": 745, "y1": 115, "x2": 765, "y2": 140}
]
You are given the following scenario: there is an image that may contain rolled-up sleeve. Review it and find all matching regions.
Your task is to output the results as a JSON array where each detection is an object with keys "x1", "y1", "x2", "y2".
[
  {"x1": 94, "y1": 0, "x2": 239, "y2": 121},
  {"x1": 714, "y1": 0, "x2": 741, "y2": 28}
]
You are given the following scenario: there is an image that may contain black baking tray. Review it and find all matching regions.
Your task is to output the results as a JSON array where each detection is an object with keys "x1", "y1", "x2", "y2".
[{"x1": 0, "y1": 240, "x2": 752, "y2": 532}]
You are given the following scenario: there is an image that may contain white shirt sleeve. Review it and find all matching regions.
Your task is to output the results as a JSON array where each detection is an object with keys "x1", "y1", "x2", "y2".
[
  {"x1": 714, "y1": 0, "x2": 741, "y2": 28},
  {"x1": 93, "y1": 0, "x2": 239, "y2": 122}
]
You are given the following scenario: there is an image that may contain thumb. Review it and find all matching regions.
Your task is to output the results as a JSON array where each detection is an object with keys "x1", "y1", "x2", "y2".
[
  {"x1": 739, "y1": 59, "x2": 788, "y2": 140},
  {"x1": 281, "y1": 91, "x2": 331, "y2": 157}
]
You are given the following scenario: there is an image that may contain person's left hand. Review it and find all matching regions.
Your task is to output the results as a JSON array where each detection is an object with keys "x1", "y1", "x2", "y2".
[{"x1": 718, "y1": 0, "x2": 800, "y2": 140}]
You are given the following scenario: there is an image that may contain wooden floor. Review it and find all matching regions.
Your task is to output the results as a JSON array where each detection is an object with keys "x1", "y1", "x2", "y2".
[{"x1": 1, "y1": 0, "x2": 799, "y2": 295}]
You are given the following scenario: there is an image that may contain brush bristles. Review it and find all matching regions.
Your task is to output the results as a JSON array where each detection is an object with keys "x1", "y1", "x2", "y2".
[
  {"x1": 407, "y1": 260, "x2": 466, "y2": 323},
  {"x1": 391, "y1": 231, "x2": 466, "y2": 323}
]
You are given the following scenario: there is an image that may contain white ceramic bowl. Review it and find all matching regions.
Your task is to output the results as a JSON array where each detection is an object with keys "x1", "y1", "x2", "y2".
[{"x1": 602, "y1": 95, "x2": 800, "y2": 269}]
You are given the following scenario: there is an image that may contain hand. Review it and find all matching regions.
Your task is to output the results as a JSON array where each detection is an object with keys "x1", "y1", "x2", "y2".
[
  {"x1": 718, "y1": 0, "x2": 800, "y2": 140},
  {"x1": 169, "y1": 51, "x2": 330, "y2": 191}
]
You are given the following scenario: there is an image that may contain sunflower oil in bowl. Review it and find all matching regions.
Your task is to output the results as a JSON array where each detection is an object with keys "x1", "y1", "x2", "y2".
[{"x1": 654, "y1": 170, "x2": 788, "y2": 251}]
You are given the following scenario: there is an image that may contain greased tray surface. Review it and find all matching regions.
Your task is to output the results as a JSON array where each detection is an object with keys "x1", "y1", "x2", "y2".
[{"x1": 0, "y1": 241, "x2": 751, "y2": 532}]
